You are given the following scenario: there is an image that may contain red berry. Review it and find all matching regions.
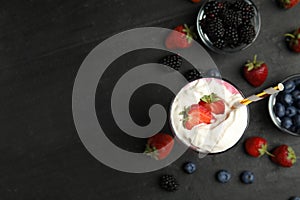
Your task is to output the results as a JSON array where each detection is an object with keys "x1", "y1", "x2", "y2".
[
  {"x1": 243, "y1": 55, "x2": 268, "y2": 87},
  {"x1": 165, "y1": 24, "x2": 196, "y2": 49},
  {"x1": 244, "y1": 136, "x2": 270, "y2": 157},
  {"x1": 144, "y1": 133, "x2": 174, "y2": 160},
  {"x1": 271, "y1": 144, "x2": 297, "y2": 167}
]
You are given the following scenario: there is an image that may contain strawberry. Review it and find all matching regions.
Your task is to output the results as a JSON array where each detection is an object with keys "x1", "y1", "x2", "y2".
[
  {"x1": 244, "y1": 137, "x2": 272, "y2": 157},
  {"x1": 243, "y1": 55, "x2": 268, "y2": 87},
  {"x1": 198, "y1": 93, "x2": 225, "y2": 114},
  {"x1": 271, "y1": 144, "x2": 297, "y2": 167},
  {"x1": 191, "y1": 0, "x2": 201, "y2": 3},
  {"x1": 144, "y1": 133, "x2": 174, "y2": 160},
  {"x1": 278, "y1": 0, "x2": 300, "y2": 9},
  {"x1": 180, "y1": 104, "x2": 213, "y2": 130},
  {"x1": 285, "y1": 28, "x2": 300, "y2": 53},
  {"x1": 165, "y1": 24, "x2": 196, "y2": 49}
]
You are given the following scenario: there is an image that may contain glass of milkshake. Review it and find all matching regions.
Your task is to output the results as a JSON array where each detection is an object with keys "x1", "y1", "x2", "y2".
[{"x1": 170, "y1": 78, "x2": 249, "y2": 154}]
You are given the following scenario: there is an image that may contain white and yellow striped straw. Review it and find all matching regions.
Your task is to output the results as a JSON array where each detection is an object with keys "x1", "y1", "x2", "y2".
[
  {"x1": 240, "y1": 83, "x2": 284, "y2": 105},
  {"x1": 233, "y1": 83, "x2": 284, "y2": 108}
]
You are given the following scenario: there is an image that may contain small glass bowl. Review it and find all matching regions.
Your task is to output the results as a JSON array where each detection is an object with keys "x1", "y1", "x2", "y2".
[
  {"x1": 196, "y1": 0, "x2": 261, "y2": 54},
  {"x1": 268, "y1": 74, "x2": 300, "y2": 136}
]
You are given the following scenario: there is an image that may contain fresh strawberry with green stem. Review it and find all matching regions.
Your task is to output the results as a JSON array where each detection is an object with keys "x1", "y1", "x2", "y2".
[
  {"x1": 244, "y1": 136, "x2": 273, "y2": 157},
  {"x1": 271, "y1": 144, "x2": 297, "y2": 167},
  {"x1": 180, "y1": 104, "x2": 213, "y2": 130},
  {"x1": 278, "y1": 0, "x2": 300, "y2": 9},
  {"x1": 243, "y1": 55, "x2": 268, "y2": 87},
  {"x1": 285, "y1": 28, "x2": 300, "y2": 53},
  {"x1": 198, "y1": 93, "x2": 225, "y2": 114},
  {"x1": 144, "y1": 133, "x2": 174, "y2": 160},
  {"x1": 165, "y1": 24, "x2": 197, "y2": 49}
]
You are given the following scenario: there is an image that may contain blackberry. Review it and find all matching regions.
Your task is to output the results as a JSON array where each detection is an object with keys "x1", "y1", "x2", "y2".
[
  {"x1": 233, "y1": 0, "x2": 249, "y2": 11},
  {"x1": 160, "y1": 175, "x2": 179, "y2": 192},
  {"x1": 160, "y1": 54, "x2": 182, "y2": 70},
  {"x1": 232, "y1": 0, "x2": 255, "y2": 20},
  {"x1": 205, "y1": 18, "x2": 225, "y2": 41},
  {"x1": 185, "y1": 69, "x2": 202, "y2": 82},
  {"x1": 224, "y1": 26, "x2": 239, "y2": 47},
  {"x1": 239, "y1": 24, "x2": 255, "y2": 44},
  {"x1": 212, "y1": 38, "x2": 226, "y2": 49},
  {"x1": 203, "y1": 0, "x2": 224, "y2": 17},
  {"x1": 221, "y1": 9, "x2": 243, "y2": 27}
]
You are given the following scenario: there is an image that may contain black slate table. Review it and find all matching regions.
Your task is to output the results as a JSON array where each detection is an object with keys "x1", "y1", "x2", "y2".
[{"x1": 1, "y1": 0, "x2": 300, "y2": 200}]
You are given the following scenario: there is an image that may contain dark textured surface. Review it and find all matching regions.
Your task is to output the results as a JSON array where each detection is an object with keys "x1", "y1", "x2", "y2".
[{"x1": 1, "y1": 0, "x2": 300, "y2": 199}]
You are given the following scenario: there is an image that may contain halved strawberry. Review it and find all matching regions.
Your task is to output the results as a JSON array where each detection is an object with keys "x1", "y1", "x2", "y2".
[
  {"x1": 198, "y1": 93, "x2": 225, "y2": 114},
  {"x1": 180, "y1": 104, "x2": 213, "y2": 130}
]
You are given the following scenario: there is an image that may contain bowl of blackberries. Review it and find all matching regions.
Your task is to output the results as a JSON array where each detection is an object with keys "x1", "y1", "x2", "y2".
[
  {"x1": 197, "y1": 0, "x2": 261, "y2": 54},
  {"x1": 269, "y1": 74, "x2": 300, "y2": 136}
]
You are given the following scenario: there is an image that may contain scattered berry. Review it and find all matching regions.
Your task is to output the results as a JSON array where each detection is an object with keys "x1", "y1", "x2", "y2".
[
  {"x1": 271, "y1": 144, "x2": 297, "y2": 167},
  {"x1": 243, "y1": 55, "x2": 268, "y2": 87},
  {"x1": 160, "y1": 175, "x2": 179, "y2": 192},
  {"x1": 244, "y1": 136, "x2": 271, "y2": 157},
  {"x1": 183, "y1": 162, "x2": 197, "y2": 174},
  {"x1": 144, "y1": 133, "x2": 174, "y2": 160},
  {"x1": 160, "y1": 54, "x2": 182, "y2": 71},
  {"x1": 184, "y1": 69, "x2": 202, "y2": 82},
  {"x1": 216, "y1": 170, "x2": 231, "y2": 183},
  {"x1": 278, "y1": 0, "x2": 300, "y2": 9},
  {"x1": 204, "y1": 68, "x2": 221, "y2": 78},
  {"x1": 285, "y1": 28, "x2": 300, "y2": 53},
  {"x1": 165, "y1": 24, "x2": 196, "y2": 49},
  {"x1": 240, "y1": 171, "x2": 254, "y2": 184}
]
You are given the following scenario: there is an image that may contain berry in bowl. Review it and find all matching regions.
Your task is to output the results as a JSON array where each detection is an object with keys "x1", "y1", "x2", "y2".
[
  {"x1": 197, "y1": 0, "x2": 261, "y2": 54},
  {"x1": 268, "y1": 74, "x2": 300, "y2": 136}
]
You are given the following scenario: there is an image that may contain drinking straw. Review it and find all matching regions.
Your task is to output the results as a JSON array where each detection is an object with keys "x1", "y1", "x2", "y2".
[{"x1": 239, "y1": 83, "x2": 284, "y2": 106}]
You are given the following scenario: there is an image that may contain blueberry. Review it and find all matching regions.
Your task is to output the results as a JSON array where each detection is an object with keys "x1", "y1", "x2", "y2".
[
  {"x1": 293, "y1": 115, "x2": 300, "y2": 127},
  {"x1": 183, "y1": 162, "x2": 196, "y2": 174},
  {"x1": 284, "y1": 80, "x2": 296, "y2": 93},
  {"x1": 296, "y1": 100, "x2": 300, "y2": 109},
  {"x1": 282, "y1": 93, "x2": 294, "y2": 105},
  {"x1": 289, "y1": 196, "x2": 300, "y2": 200},
  {"x1": 292, "y1": 90, "x2": 300, "y2": 101},
  {"x1": 281, "y1": 117, "x2": 293, "y2": 129},
  {"x1": 273, "y1": 102, "x2": 286, "y2": 118},
  {"x1": 289, "y1": 125, "x2": 297, "y2": 133},
  {"x1": 295, "y1": 78, "x2": 300, "y2": 89},
  {"x1": 204, "y1": 68, "x2": 221, "y2": 78},
  {"x1": 216, "y1": 170, "x2": 231, "y2": 183},
  {"x1": 286, "y1": 106, "x2": 297, "y2": 117},
  {"x1": 240, "y1": 171, "x2": 254, "y2": 184}
]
